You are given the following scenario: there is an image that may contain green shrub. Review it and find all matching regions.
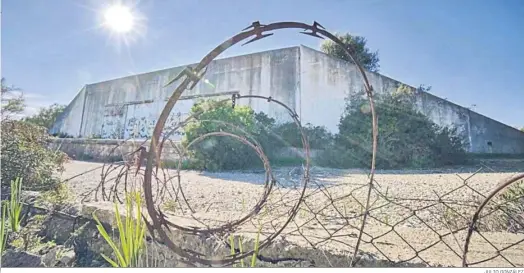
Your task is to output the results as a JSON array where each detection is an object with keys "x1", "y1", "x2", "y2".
[
  {"x1": 183, "y1": 100, "x2": 281, "y2": 171},
  {"x1": 50, "y1": 132, "x2": 75, "y2": 138},
  {"x1": 319, "y1": 87, "x2": 468, "y2": 169},
  {"x1": 1, "y1": 120, "x2": 68, "y2": 189},
  {"x1": 183, "y1": 99, "x2": 336, "y2": 171},
  {"x1": 498, "y1": 180, "x2": 524, "y2": 232},
  {"x1": 272, "y1": 122, "x2": 333, "y2": 149}
]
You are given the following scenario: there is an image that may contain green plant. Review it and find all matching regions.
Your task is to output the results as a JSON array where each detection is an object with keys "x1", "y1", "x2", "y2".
[
  {"x1": 183, "y1": 100, "x2": 281, "y2": 171},
  {"x1": 228, "y1": 226, "x2": 262, "y2": 268},
  {"x1": 161, "y1": 199, "x2": 177, "y2": 213},
  {"x1": 8, "y1": 213, "x2": 51, "y2": 253},
  {"x1": 497, "y1": 180, "x2": 524, "y2": 232},
  {"x1": 1, "y1": 203, "x2": 8, "y2": 254},
  {"x1": 51, "y1": 132, "x2": 74, "y2": 138},
  {"x1": 8, "y1": 177, "x2": 23, "y2": 232},
  {"x1": 228, "y1": 207, "x2": 266, "y2": 268},
  {"x1": 87, "y1": 134, "x2": 102, "y2": 139},
  {"x1": 10, "y1": 236, "x2": 24, "y2": 249},
  {"x1": 93, "y1": 191, "x2": 147, "y2": 267},
  {"x1": 23, "y1": 103, "x2": 66, "y2": 130},
  {"x1": 319, "y1": 86, "x2": 468, "y2": 169},
  {"x1": 1, "y1": 78, "x2": 25, "y2": 121},
  {"x1": 272, "y1": 122, "x2": 333, "y2": 150},
  {"x1": 320, "y1": 33, "x2": 380, "y2": 72},
  {"x1": 39, "y1": 182, "x2": 73, "y2": 208},
  {"x1": 1, "y1": 120, "x2": 68, "y2": 189},
  {"x1": 10, "y1": 233, "x2": 51, "y2": 252},
  {"x1": 250, "y1": 221, "x2": 263, "y2": 268}
]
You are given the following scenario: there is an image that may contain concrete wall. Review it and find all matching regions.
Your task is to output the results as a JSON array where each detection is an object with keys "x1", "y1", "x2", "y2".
[
  {"x1": 298, "y1": 45, "x2": 524, "y2": 154},
  {"x1": 51, "y1": 47, "x2": 300, "y2": 140},
  {"x1": 47, "y1": 138, "x2": 181, "y2": 163},
  {"x1": 50, "y1": 86, "x2": 88, "y2": 137},
  {"x1": 47, "y1": 138, "x2": 321, "y2": 163},
  {"x1": 298, "y1": 45, "x2": 400, "y2": 133},
  {"x1": 468, "y1": 111, "x2": 524, "y2": 154},
  {"x1": 52, "y1": 45, "x2": 524, "y2": 154}
]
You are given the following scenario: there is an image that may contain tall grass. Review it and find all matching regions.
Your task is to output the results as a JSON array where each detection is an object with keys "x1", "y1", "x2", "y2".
[
  {"x1": 229, "y1": 212, "x2": 265, "y2": 268},
  {"x1": 8, "y1": 177, "x2": 23, "y2": 232},
  {"x1": 93, "y1": 191, "x2": 147, "y2": 267},
  {"x1": 250, "y1": 221, "x2": 263, "y2": 267}
]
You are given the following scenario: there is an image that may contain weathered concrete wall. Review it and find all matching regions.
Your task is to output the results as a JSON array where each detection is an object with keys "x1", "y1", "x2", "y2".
[
  {"x1": 47, "y1": 138, "x2": 181, "y2": 163},
  {"x1": 50, "y1": 86, "x2": 88, "y2": 137},
  {"x1": 47, "y1": 138, "x2": 321, "y2": 163},
  {"x1": 52, "y1": 45, "x2": 524, "y2": 154},
  {"x1": 299, "y1": 45, "x2": 470, "y2": 138},
  {"x1": 298, "y1": 45, "x2": 400, "y2": 133},
  {"x1": 51, "y1": 47, "x2": 300, "y2": 140},
  {"x1": 298, "y1": 45, "x2": 524, "y2": 154},
  {"x1": 413, "y1": 91, "x2": 471, "y2": 147},
  {"x1": 468, "y1": 111, "x2": 524, "y2": 154}
]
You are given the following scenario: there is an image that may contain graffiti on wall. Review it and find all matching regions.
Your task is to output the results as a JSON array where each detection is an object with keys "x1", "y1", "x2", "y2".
[
  {"x1": 124, "y1": 116, "x2": 156, "y2": 139},
  {"x1": 99, "y1": 97, "x2": 224, "y2": 140},
  {"x1": 101, "y1": 105, "x2": 126, "y2": 139}
]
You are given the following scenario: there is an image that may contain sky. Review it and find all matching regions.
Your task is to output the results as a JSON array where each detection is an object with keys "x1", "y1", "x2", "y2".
[{"x1": 2, "y1": 0, "x2": 523, "y2": 128}]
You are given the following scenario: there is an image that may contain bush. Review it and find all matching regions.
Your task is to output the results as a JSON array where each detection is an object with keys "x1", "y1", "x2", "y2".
[
  {"x1": 183, "y1": 100, "x2": 280, "y2": 171},
  {"x1": 183, "y1": 99, "x2": 336, "y2": 171},
  {"x1": 272, "y1": 122, "x2": 333, "y2": 150},
  {"x1": 498, "y1": 180, "x2": 524, "y2": 233},
  {"x1": 50, "y1": 132, "x2": 74, "y2": 138},
  {"x1": 319, "y1": 87, "x2": 468, "y2": 169},
  {"x1": 1, "y1": 120, "x2": 68, "y2": 189}
]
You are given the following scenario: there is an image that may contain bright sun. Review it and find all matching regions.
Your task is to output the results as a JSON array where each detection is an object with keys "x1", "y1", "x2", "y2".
[{"x1": 103, "y1": 5, "x2": 135, "y2": 33}]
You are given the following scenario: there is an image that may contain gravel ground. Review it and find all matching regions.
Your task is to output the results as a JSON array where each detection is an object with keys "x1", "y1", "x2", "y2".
[{"x1": 61, "y1": 160, "x2": 524, "y2": 267}]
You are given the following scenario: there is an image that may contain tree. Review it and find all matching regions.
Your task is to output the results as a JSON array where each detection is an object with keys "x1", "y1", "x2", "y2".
[
  {"x1": 24, "y1": 103, "x2": 66, "y2": 130},
  {"x1": 1, "y1": 78, "x2": 25, "y2": 121},
  {"x1": 521, "y1": 127, "x2": 524, "y2": 132},
  {"x1": 320, "y1": 33, "x2": 380, "y2": 72}
]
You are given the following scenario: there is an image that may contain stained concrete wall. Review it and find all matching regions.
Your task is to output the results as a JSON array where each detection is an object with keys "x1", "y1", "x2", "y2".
[
  {"x1": 298, "y1": 45, "x2": 524, "y2": 154},
  {"x1": 52, "y1": 45, "x2": 524, "y2": 154},
  {"x1": 468, "y1": 111, "x2": 524, "y2": 154},
  {"x1": 50, "y1": 47, "x2": 300, "y2": 140},
  {"x1": 298, "y1": 45, "x2": 400, "y2": 133},
  {"x1": 50, "y1": 86, "x2": 88, "y2": 137}
]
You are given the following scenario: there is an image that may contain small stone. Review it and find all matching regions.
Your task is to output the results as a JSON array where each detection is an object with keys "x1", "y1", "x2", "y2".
[{"x1": 58, "y1": 249, "x2": 76, "y2": 266}]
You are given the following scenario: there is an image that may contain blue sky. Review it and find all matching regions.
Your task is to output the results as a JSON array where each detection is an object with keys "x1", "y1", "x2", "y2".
[{"x1": 2, "y1": 0, "x2": 523, "y2": 128}]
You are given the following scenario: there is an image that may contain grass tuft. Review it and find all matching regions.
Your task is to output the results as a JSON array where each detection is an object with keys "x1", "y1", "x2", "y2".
[
  {"x1": 1, "y1": 203, "x2": 8, "y2": 254},
  {"x1": 8, "y1": 177, "x2": 23, "y2": 233},
  {"x1": 93, "y1": 191, "x2": 147, "y2": 267}
]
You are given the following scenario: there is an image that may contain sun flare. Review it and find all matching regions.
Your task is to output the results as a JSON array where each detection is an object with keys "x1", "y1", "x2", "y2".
[{"x1": 103, "y1": 5, "x2": 135, "y2": 33}]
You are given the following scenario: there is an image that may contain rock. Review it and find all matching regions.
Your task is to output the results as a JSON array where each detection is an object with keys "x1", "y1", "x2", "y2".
[
  {"x1": 58, "y1": 248, "x2": 76, "y2": 267},
  {"x1": 41, "y1": 245, "x2": 76, "y2": 267},
  {"x1": 42, "y1": 247, "x2": 57, "y2": 266},
  {"x1": 1, "y1": 250, "x2": 44, "y2": 267},
  {"x1": 82, "y1": 202, "x2": 121, "y2": 225},
  {"x1": 20, "y1": 190, "x2": 41, "y2": 203}
]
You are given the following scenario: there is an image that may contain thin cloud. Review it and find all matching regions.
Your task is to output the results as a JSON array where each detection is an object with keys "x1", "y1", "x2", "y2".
[{"x1": 3, "y1": 90, "x2": 44, "y2": 100}]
